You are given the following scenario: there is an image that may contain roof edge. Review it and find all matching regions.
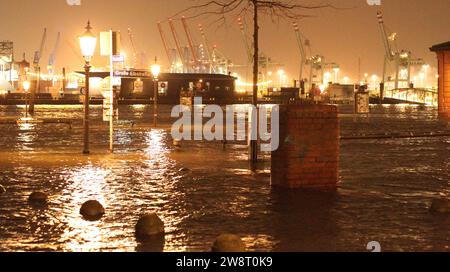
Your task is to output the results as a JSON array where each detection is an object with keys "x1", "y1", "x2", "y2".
[{"x1": 430, "y1": 41, "x2": 450, "y2": 52}]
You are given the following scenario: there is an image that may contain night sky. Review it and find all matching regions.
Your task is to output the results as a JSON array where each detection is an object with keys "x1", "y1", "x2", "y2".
[{"x1": 1, "y1": 0, "x2": 449, "y2": 82}]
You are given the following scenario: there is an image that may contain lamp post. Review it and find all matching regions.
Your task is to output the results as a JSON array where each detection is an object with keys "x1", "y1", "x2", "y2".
[
  {"x1": 23, "y1": 81, "x2": 30, "y2": 118},
  {"x1": 151, "y1": 58, "x2": 161, "y2": 128},
  {"x1": 79, "y1": 21, "x2": 97, "y2": 155}
]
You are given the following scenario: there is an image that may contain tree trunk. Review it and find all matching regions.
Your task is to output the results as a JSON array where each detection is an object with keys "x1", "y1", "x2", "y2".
[
  {"x1": 249, "y1": 0, "x2": 259, "y2": 164},
  {"x1": 252, "y1": 1, "x2": 258, "y2": 107}
]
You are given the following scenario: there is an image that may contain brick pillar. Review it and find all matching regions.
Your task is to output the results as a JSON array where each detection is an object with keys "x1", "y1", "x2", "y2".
[
  {"x1": 271, "y1": 104, "x2": 339, "y2": 189},
  {"x1": 437, "y1": 51, "x2": 450, "y2": 118}
]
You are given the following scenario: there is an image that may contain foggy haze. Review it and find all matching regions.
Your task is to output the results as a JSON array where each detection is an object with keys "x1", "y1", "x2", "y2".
[{"x1": 1, "y1": 0, "x2": 449, "y2": 82}]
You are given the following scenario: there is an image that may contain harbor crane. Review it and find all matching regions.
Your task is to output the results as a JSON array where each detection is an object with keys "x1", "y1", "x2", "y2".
[
  {"x1": 377, "y1": 11, "x2": 424, "y2": 93},
  {"x1": 237, "y1": 17, "x2": 281, "y2": 69},
  {"x1": 33, "y1": 28, "x2": 47, "y2": 72},
  {"x1": 293, "y1": 22, "x2": 306, "y2": 84},
  {"x1": 237, "y1": 17, "x2": 284, "y2": 88},
  {"x1": 157, "y1": 19, "x2": 233, "y2": 74},
  {"x1": 181, "y1": 16, "x2": 199, "y2": 70},
  {"x1": 31, "y1": 28, "x2": 47, "y2": 98},
  {"x1": 238, "y1": 18, "x2": 253, "y2": 63},
  {"x1": 47, "y1": 32, "x2": 61, "y2": 76},
  {"x1": 198, "y1": 23, "x2": 214, "y2": 73},
  {"x1": 169, "y1": 19, "x2": 186, "y2": 72},
  {"x1": 198, "y1": 24, "x2": 233, "y2": 74},
  {"x1": 127, "y1": 28, "x2": 138, "y2": 68},
  {"x1": 158, "y1": 21, "x2": 174, "y2": 70},
  {"x1": 292, "y1": 22, "x2": 339, "y2": 90}
]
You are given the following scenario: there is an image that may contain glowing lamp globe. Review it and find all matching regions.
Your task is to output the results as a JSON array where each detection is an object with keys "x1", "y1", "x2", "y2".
[
  {"x1": 23, "y1": 81, "x2": 31, "y2": 92},
  {"x1": 151, "y1": 63, "x2": 161, "y2": 79},
  {"x1": 79, "y1": 21, "x2": 97, "y2": 62}
]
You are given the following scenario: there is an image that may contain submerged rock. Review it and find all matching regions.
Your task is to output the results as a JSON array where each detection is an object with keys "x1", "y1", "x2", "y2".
[
  {"x1": 28, "y1": 192, "x2": 48, "y2": 206},
  {"x1": 212, "y1": 234, "x2": 246, "y2": 252},
  {"x1": 430, "y1": 199, "x2": 450, "y2": 213},
  {"x1": 178, "y1": 168, "x2": 190, "y2": 173},
  {"x1": 80, "y1": 200, "x2": 105, "y2": 221},
  {"x1": 135, "y1": 213, "x2": 165, "y2": 240},
  {"x1": 0, "y1": 185, "x2": 5, "y2": 194}
]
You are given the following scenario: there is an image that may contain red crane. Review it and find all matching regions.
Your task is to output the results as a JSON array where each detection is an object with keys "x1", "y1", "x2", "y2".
[
  {"x1": 168, "y1": 19, "x2": 185, "y2": 69},
  {"x1": 181, "y1": 16, "x2": 198, "y2": 66},
  {"x1": 157, "y1": 21, "x2": 173, "y2": 66}
]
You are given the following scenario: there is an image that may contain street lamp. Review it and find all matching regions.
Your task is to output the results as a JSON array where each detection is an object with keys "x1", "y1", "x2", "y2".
[
  {"x1": 422, "y1": 64, "x2": 430, "y2": 85},
  {"x1": 324, "y1": 71, "x2": 331, "y2": 85},
  {"x1": 23, "y1": 81, "x2": 30, "y2": 118},
  {"x1": 419, "y1": 72, "x2": 425, "y2": 88},
  {"x1": 371, "y1": 74, "x2": 378, "y2": 90},
  {"x1": 79, "y1": 21, "x2": 97, "y2": 155},
  {"x1": 333, "y1": 67, "x2": 340, "y2": 83},
  {"x1": 151, "y1": 58, "x2": 161, "y2": 128},
  {"x1": 343, "y1": 76, "x2": 349, "y2": 84},
  {"x1": 277, "y1": 69, "x2": 284, "y2": 88}
]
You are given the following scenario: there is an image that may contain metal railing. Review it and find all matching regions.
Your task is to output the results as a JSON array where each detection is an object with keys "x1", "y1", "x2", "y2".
[{"x1": 383, "y1": 88, "x2": 438, "y2": 106}]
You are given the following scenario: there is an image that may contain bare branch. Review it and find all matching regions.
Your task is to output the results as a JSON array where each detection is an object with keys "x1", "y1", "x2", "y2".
[{"x1": 173, "y1": 0, "x2": 337, "y2": 22}]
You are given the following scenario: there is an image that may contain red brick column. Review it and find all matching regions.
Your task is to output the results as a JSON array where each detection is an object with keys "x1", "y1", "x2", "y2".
[
  {"x1": 271, "y1": 104, "x2": 339, "y2": 189},
  {"x1": 437, "y1": 51, "x2": 450, "y2": 118}
]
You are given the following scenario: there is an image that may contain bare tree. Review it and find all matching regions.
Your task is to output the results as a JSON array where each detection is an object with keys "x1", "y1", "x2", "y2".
[{"x1": 174, "y1": 0, "x2": 332, "y2": 164}]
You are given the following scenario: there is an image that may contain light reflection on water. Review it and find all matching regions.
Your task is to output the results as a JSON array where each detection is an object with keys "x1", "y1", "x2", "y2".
[{"x1": 0, "y1": 104, "x2": 448, "y2": 252}]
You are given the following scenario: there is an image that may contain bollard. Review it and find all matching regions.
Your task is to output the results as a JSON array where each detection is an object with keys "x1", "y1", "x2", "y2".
[
  {"x1": 173, "y1": 139, "x2": 181, "y2": 147},
  {"x1": 136, "y1": 235, "x2": 166, "y2": 252},
  {"x1": 271, "y1": 104, "x2": 339, "y2": 189},
  {"x1": 430, "y1": 199, "x2": 450, "y2": 213},
  {"x1": 80, "y1": 200, "x2": 105, "y2": 221},
  {"x1": 212, "y1": 234, "x2": 246, "y2": 252},
  {"x1": 135, "y1": 213, "x2": 165, "y2": 240},
  {"x1": 0, "y1": 184, "x2": 6, "y2": 194},
  {"x1": 28, "y1": 192, "x2": 48, "y2": 206}
]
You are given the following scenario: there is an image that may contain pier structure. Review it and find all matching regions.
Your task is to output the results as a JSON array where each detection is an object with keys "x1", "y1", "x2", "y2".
[{"x1": 431, "y1": 41, "x2": 450, "y2": 118}]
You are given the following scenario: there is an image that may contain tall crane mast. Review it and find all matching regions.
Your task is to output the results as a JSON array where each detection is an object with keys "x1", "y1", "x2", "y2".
[
  {"x1": 198, "y1": 23, "x2": 214, "y2": 73},
  {"x1": 48, "y1": 32, "x2": 61, "y2": 75},
  {"x1": 127, "y1": 28, "x2": 138, "y2": 68},
  {"x1": 33, "y1": 28, "x2": 47, "y2": 71},
  {"x1": 237, "y1": 18, "x2": 253, "y2": 63},
  {"x1": 169, "y1": 19, "x2": 185, "y2": 71},
  {"x1": 377, "y1": 11, "x2": 395, "y2": 61},
  {"x1": 377, "y1": 11, "x2": 395, "y2": 88},
  {"x1": 181, "y1": 16, "x2": 198, "y2": 67},
  {"x1": 157, "y1": 21, "x2": 173, "y2": 68},
  {"x1": 293, "y1": 22, "x2": 307, "y2": 84}
]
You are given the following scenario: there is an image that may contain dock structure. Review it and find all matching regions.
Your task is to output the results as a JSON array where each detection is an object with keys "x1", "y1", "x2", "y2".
[{"x1": 431, "y1": 41, "x2": 450, "y2": 118}]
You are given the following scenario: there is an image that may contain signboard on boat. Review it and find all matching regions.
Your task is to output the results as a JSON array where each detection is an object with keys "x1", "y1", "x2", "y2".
[{"x1": 113, "y1": 70, "x2": 152, "y2": 79}]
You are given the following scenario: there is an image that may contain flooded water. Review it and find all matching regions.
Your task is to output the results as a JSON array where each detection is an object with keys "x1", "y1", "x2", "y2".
[{"x1": 0, "y1": 104, "x2": 448, "y2": 252}]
